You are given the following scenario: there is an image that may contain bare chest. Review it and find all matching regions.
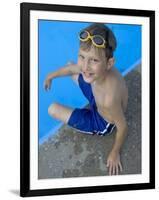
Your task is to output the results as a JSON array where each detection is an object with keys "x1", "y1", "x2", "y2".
[
  {"x1": 92, "y1": 88, "x2": 114, "y2": 123},
  {"x1": 92, "y1": 87, "x2": 106, "y2": 107}
]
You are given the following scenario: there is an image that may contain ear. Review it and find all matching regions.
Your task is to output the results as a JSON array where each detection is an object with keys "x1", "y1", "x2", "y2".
[{"x1": 107, "y1": 57, "x2": 115, "y2": 70}]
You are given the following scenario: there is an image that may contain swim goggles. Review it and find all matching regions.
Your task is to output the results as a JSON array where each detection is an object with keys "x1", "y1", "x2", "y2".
[{"x1": 79, "y1": 30, "x2": 106, "y2": 48}]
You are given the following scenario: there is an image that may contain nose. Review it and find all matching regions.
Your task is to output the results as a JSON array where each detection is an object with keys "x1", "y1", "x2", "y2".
[{"x1": 82, "y1": 59, "x2": 91, "y2": 72}]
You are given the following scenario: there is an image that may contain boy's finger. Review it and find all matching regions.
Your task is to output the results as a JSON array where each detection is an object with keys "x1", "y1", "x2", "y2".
[
  {"x1": 119, "y1": 162, "x2": 123, "y2": 172},
  {"x1": 109, "y1": 164, "x2": 113, "y2": 175},
  {"x1": 106, "y1": 160, "x2": 110, "y2": 167},
  {"x1": 44, "y1": 82, "x2": 48, "y2": 90},
  {"x1": 112, "y1": 166, "x2": 116, "y2": 175},
  {"x1": 45, "y1": 85, "x2": 48, "y2": 91},
  {"x1": 116, "y1": 165, "x2": 119, "y2": 175}
]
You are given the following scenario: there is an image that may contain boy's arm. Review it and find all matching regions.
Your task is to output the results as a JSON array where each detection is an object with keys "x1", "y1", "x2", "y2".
[
  {"x1": 66, "y1": 61, "x2": 80, "y2": 84},
  {"x1": 46, "y1": 63, "x2": 81, "y2": 80},
  {"x1": 104, "y1": 100, "x2": 128, "y2": 175},
  {"x1": 44, "y1": 63, "x2": 81, "y2": 90}
]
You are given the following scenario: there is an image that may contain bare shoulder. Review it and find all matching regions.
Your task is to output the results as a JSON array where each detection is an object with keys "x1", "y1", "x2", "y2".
[
  {"x1": 105, "y1": 67, "x2": 128, "y2": 110},
  {"x1": 110, "y1": 67, "x2": 127, "y2": 92}
]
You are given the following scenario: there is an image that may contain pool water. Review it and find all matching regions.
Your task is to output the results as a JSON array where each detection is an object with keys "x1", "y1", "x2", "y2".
[{"x1": 38, "y1": 21, "x2": 141, "y2": 144}]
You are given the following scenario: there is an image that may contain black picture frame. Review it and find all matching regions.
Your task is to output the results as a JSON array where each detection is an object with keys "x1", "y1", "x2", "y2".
[{"x1": 20, "y1": 2, "x2": 155, "y2": 197}]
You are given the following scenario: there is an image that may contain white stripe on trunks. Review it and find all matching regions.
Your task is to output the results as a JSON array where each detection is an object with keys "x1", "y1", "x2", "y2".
[
  {"x1": 69, "y1": 123, "x2": 115, "y2": 135},
  {"x1": 99, "y1": 123, "x2": 110, "y2": 134},
  {"x1": 70, "y1": 127, "x2": 94, "y2": 135}
]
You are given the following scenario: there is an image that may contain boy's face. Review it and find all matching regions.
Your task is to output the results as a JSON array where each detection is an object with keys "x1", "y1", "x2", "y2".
[{"x1": 78, "y1": 47, "x2": 109, "y2": 84}]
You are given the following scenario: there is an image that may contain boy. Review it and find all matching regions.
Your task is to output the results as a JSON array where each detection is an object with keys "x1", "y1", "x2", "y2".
[{"x1": 44, "y1": 23, "x2": 128, "y2": 175}]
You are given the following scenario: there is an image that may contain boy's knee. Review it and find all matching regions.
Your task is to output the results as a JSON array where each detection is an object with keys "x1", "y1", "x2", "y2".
[{"x1": 48, "y1": 103, "x2": 59, "y2": 117}]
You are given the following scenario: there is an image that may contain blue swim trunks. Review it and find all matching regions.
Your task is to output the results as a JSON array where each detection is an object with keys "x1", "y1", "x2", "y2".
[{"x1": 68, "y1": 74, "x2": 116, "y2": 136}]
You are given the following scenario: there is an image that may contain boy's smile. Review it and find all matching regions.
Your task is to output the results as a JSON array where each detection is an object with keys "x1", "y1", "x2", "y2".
[{"x1": 82, "y1": 71, "x2": 95, "y2": 78}]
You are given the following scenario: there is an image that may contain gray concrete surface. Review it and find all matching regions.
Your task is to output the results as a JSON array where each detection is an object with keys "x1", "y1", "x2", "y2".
[{"x1": 38, "y1": 65, "x2": 141, "y2": 179}]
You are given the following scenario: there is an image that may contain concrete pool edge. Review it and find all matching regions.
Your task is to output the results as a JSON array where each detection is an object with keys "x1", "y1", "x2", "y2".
[
  {"x1": 39, "y1": 58, "x2": 141, "y2": 145},
  {"x1": 39, "y1": 122, "x2": 63, "y2": 145}
]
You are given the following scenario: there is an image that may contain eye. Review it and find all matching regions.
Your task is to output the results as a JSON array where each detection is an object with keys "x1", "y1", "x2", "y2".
[
  {"x1": 93, "y1": 59, "x2": 99, "y2": 62},
  {"x1": 79, "y1": 54, "x2": 84, "y2": 59},
  {"x1": 90, "y1": 58, "x2": 99, "y2": 62}
]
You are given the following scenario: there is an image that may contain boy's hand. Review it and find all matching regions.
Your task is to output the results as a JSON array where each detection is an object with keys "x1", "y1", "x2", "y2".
[
  {"x1": 106, "y1": 150, "x2": 123, "y2": 175},
  {"x1": 44, "y1": 75, "x2": 52, "y2": 91}
]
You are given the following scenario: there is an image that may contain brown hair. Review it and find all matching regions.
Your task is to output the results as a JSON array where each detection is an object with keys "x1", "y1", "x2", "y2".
[{"x1": 79, "y1": 23, "x2": 117, "y2": 59}]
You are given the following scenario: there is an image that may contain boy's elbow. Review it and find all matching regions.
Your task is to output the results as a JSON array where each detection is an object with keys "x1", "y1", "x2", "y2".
[
  {"x1": 117, "y1": 121, "x2": 128, "y2": 135},
  {"x1": 123, "y1": 122, "x2": 128, "y2": 135}
]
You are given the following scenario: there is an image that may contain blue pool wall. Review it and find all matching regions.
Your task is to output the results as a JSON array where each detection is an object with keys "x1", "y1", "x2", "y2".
[{"x1": 38, "y1": 21, "x2": 141, "y2": 144}]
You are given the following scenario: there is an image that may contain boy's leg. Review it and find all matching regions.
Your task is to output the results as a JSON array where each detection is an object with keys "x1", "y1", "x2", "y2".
[{"x1": 48, "y1": 103, "x2": 74, "y2": 124}]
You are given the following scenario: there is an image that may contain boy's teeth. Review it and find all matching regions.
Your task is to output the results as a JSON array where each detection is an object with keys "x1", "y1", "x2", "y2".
[{"x1": 85, "y1": 72, "x2": 93, "y2": 76}]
